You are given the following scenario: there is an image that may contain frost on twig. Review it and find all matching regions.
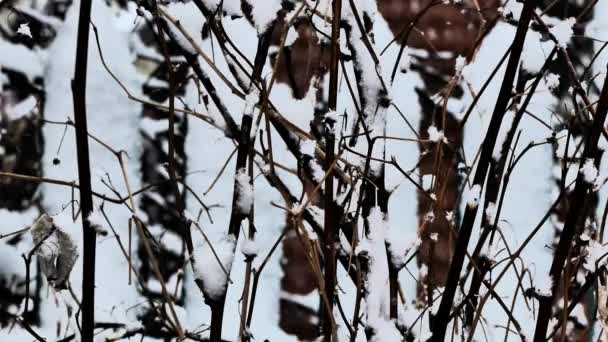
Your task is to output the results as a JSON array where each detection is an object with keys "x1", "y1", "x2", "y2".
[{"x1": 30, "y1": 214, "x2": 78, "y2": 290}]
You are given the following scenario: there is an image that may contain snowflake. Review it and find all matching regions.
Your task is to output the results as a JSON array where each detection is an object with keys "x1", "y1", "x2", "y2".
[{"x1": 17, "y1": 23, "x2": 32, "y2": 38}]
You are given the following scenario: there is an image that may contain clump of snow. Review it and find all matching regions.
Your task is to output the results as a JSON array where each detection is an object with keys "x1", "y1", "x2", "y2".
[
  {"x1": 548, "y1": 17, "x2": 576, "y2": 47},
  {"x1": 308, "y1": 159, "x2": 326, "y2": 183},
  {"x1": 430, "y1": 232, "x2": 438, "y2": 242},
  {"x1": 545, "y1": 73, "x2": 560, "y2": 91},
  {"x1": 386, "y1": 225, "x2": 419, "y2": 269},
  {"x1": 86, "y1": 209, "x2": 106, "y2": 227},
  {"x1": 485, "y1": 202, "x2": 497, "y2": 223},
  {"x1": 455, "y1": 55, "x2": 467, "y2": 74},
  {"x1": 17, "y1": 23, "x2": 32, "y2": 38},
  {"x1": 240, "y1": 236, "x2": 259, "y2": 258},
  {"x1": 192, "y1": 233, "x2": 237, "y2": 300},
  {"x1": 244, "y1": 90, "x2": 259, "y2": 116},
  {"x1": 579, "y1": 159, "x2": 598, "y2": 184},
  {"x1": 467, "y1": 184, "x2": 482, "y2": 208},
  {"x1": 492, "y1": 110, "x2": 514, "y2": 161},
  {"x1": 299, "y1": 139, "x2": 316, "y2": 156},
  {"x1": 535, "y1": 273, "x2": 553, "y2": 297},
  {"x1": 249, "y1": 0, "x2": 282, "y2": 34},
  {"x1": 427, "y1": 125, "x2": 447, "y2": 143},
  {"x1": 359, "y1": 207, "x2": 392, "y2": 329},
  {"x1": 584, "y1": 240, "x2": 608, "y2": 272},
  {"x1": 446, "y1": 211, "x2": 455, "y2": 224},
  {"x1": 235, "y1": 169, "x2": 253, "y2": 215}
]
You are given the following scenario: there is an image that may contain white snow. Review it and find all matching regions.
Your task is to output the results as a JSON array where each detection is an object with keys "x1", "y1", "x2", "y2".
[
  {"x1": 240, "y1": 236, "x2": 259, "y2": 258},
  {"x1": 467, "y1": 184, "x2": 482, "y2": 208},
  {"x1": 584, "y1": 240, "x2": 608, "y2": 272},
  {"x1": 547, "y1": 17, "x2": 577, "y2": 48},
  {"x1": 249, "y1": 0, "x2": 282, "y2": 34},
  {"x1": 361, "y1": 207, "x2": 393, "y2": 337},
  {"x1": 492, "y1": 109, "x2": 515, "y2": 161},
  {"x1": 455, "y1": 55, "x2": 467, "y2": 74},
  {"x1": 503, "y1": 1, "x2": 523, "y2": 20},
  {"x1": 85, "y1": 208, "x2": 106, "y2": 229},
  {"x1": 16, "y1": 23, "x2": 32, "y2": 38},
  {"x1": 299, "y1": 139, "x2": 316, "y2": 156},
  {"x1": 7, "y1": 95, "x2": 37, "y2": 119},
  {"x1": 485, "y1": 202, "x2": 497, "y2": 223},
  {"x1": 545, "y1": 73, "x2": 560, "y2": 91},
  {"x1": 235, "y1": 168, "x2": 254, "y2": 215},
  {"x1": 192, "y1": 233, "x2": 237, "y2": 300},
  {"x1": 244, "y1": 89, "x2": 259, "y2": 116},
  {"x1": 427, "y1": 125, "x2": 447, "y2": 143},
  {"x1": 579, "y1": 159, "x2": 598, "y2": 184}
]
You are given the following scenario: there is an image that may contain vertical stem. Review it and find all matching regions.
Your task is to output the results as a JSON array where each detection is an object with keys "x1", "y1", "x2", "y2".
[
  {"x1": 430, "y1": 0, "x2": 538, "y2": 339},
  {"x1": 328, "y1": 0, "x2": 342, "y2": 110},
  {"x1": 323, "y1": 134, "x2": 336, "y2": 341},
  {"x1": 323, "y1": 1, "x2": 340, "y2": 340},
  {"x1": 71, "y1": 0, "x2": 95, "y2": 339},
  {"x1": 533, "y1": 65, "x2": 608, "y2": 342}
]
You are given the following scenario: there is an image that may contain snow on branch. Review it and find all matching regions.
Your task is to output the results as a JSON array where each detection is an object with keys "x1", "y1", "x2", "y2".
[
  {"x1": 235, "y1": 168, "x2": 254, "y2": 215},
  {"x1": 192, "y1": 233, "x2": 237, "y2": 301}
]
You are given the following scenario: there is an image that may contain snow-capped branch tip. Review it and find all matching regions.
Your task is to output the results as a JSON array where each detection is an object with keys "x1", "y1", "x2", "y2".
[
  {"x1": 193, "y1": 233, "x2": 237, "y2": 301},
  {"x1": 240, "y1": 236, "x2": 259, "y2": 259}
]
